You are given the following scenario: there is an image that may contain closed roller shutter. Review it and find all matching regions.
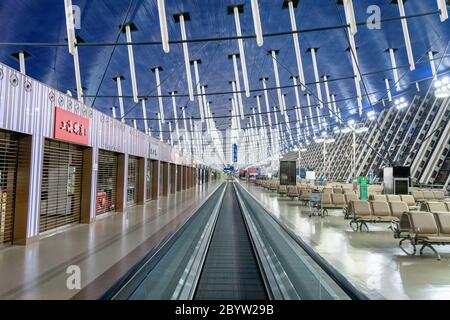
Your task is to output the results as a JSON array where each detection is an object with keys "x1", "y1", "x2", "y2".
[
  {"x1": 0, "y1": 131, "x2": 18, "y2": 245},
  {"x1": 127, "y1": 156, "x2": 138, "y2": 206},
  {"x1": 40, "y1": 140, "x2": 83, "y2": 233},
  {"x1": 96, "y1": 150, "x2": 118, "y2": 215}
]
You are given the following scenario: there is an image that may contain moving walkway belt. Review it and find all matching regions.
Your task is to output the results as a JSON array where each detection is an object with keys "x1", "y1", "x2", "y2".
[{"x1": 194, "y1": 183, "x2": 268, "y2": 300}]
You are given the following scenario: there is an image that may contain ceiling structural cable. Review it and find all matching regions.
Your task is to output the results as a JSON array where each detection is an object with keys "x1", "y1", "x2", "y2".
[
  {"x1": 229, "y1": 5, "x2": 251, "y2": 97},
  {"x1": 85, "y1": 53, "x2": 450, "y2": 100},
  {"x1": 5, "y1": 10, "x2": 440, "y2": 49}
]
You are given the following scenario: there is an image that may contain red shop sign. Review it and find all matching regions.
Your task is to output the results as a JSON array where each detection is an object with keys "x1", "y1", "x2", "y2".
[{"x1": 54, "y1": 107, "x2": 89, "y2": 145}]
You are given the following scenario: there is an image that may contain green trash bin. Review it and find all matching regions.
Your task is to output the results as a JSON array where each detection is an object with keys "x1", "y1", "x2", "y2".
[{"x1": 357, "y1": 176, "x2": 368, "y2": 201}]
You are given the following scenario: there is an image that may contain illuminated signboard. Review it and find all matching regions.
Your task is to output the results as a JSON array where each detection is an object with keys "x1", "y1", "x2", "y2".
[{"x1": 54, "y1": 107, "x2": 89, "y2": 145}]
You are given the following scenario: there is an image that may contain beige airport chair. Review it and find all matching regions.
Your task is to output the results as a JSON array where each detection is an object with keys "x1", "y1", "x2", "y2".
[
  {"x1": 389, "y1": 201, "x2": 409, "y2": 219},
  {"x1": 321, "y1": 193, "x2": 334, "y2": 210},
  {"x1": 370, "y1": 195, "x2": 387, "y2": 201},
  {"x1": 411, "y1": 190, "x2": 425, "y2": 202},
  {"x1": 331, "y1": 194, "x2": 346, "y2": 209},
  {"x1": 395, "y1": 211, "x2": 450, "y2": 260},
  {"x1": 422, "y1": 190, "x2": 435, "y2": 201},
  {"x1": 344, "y1": 190, "x2": 356, "y2": 195},
  {"x1": 323, "y1": 188, "x2": 333, "y2": 194},
  {"x1": 400, "y1": 195, "x2": 420, "y2": 211},
  {"x1": 433, "y1": 190, "x2": 446, "y2": 201},
  {"x1": 343, "y1": 195, "x2": 358, "y2": 219},
  {"x1": 278, "y1": 185, "x2": 287, "y2": 196},
  {"x1": 287, "y1": 186, "x2": 299, "y2": 199},
  {"x1": 300, "y1": 189, "x2": 310, "y2": 203},
  {"x1": 333, "y1": 188, "x2": 343, "y2": 194},
  {"x1": 371, "y1": 201, "x2": 397, "y2": 221},
  {"x1": 350, "y1": 201, "x2": 372, "y2": 231},
  {"x1": 420, "y1": 201, "x2": 448, "y2": 213},
  {"x1": 387, "y1": 195, "x2": 401, "y2": 202}
]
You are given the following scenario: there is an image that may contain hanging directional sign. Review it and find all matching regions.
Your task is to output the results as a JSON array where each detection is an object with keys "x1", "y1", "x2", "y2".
[{"x1": 233, "y1": 143, "x2": 238, "y2": 163}]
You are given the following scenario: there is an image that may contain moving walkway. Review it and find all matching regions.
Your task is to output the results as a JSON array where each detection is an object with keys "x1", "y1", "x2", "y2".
[{"x1": 102, "y1": 180, "x2": 366, "y2": 300}]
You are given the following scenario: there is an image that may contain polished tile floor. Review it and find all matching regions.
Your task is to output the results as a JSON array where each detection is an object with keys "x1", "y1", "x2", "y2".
[
  {"x1": 0, "y1": 182, "x2": 221, "y2": 300},
  {"x1": 240, "y1": 181, "x2": 450, "y2": 300}
]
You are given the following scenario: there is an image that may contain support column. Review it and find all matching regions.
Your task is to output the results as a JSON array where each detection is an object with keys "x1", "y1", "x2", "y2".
[
  {"x1": 137, "y1": 157, "x2": 145, "y2": 204},
  {"x1": 170, "y1": 163, "x2": 176, "y2": 194},
  {"x1": 116, "y1": 153, "x2": 126, "y2": 212},
  {"x1": 183, "y1": 166, "x2": 188, "y2": 190},
  {"x1": 80, "y1": 147, "x2": 93, "y2": 223},
  {"x1": 162, "y1": 162, "x2": 169, "y2": 196},
  {"x1": 12, "y1": 135, "x2": 32, "y2": 245},
  {"x1": 152, "y1": 160, "x2": 159, "y2": 200},
  {"x1": 176, "y1": 164, "x2": 182, "y2": 192}
]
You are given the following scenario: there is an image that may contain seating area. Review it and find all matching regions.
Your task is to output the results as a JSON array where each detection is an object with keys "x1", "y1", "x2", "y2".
[
  {"x1": 395, "y1": 210, "x2": 450, "y2": 260},
  {"x1": 349, "y1": 200, "x2": 409, "y2": 231},
  {"x1": 410, "y1": 189, "x2": 449, "y2": 202}
]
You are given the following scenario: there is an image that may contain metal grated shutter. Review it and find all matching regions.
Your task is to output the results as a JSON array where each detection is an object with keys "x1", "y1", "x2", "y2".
[
  {"x1": 127, "y1": 156, "x2": 138, "y2": 206},
  {"x1": 0, "y1": 131, "x2": 18, "y2": 245},
  {"x1": 96, "y1": 149, "x2": 118, "y2": 215},
  {"x1": 40, "y1": 139, "x2": 83, "y2": 233}
]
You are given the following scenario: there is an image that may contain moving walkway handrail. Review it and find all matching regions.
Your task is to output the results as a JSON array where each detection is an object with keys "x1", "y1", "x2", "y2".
[
  {"x1": 101, "y1": 182, "x2": 226, "y2": 300},
  {"x1": 235, "y1": 180, "x2": 369, "y2": 300}
]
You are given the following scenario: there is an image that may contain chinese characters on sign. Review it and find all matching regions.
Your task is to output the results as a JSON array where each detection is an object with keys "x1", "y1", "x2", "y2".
[{"x1": 54, "y1": 107, "x2": 89, "y2": 145}]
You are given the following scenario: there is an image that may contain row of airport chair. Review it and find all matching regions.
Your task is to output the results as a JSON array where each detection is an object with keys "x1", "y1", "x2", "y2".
[
  {"x1": 395, "y1": 210, "x2": 450, "y2": 260},
  {"x1": 321, "y1": 193, "x2": 358, "y2": 216},
  {"x1": 420, "y1": 201, "x2": 450, "y2": 213},
  {"x1": 349, "y1": 200, "x2": 410, "y2": 231},
  {"x1": 410, "y1": 190, "x2": 448, "y2": 202},
  {"x1": 369, "y1": 194, "x2": 419, "y2": 211}
]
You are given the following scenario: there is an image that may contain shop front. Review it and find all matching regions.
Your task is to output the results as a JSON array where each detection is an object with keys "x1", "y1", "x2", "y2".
[
  {"x1": 159, "y1": 161, "x2": 168, "y2": 197},
  {"x1": 127, "y1": 156, "x2": 139, "y2": 206},
  {"x1": 40, "y1": 108, "x2": 90, "y2": 233},
  {"x1": 96, "y1": 149, "x2": 119, "y2": 215},
  {"x1": 0, "y1": 130, "x2": 19, "y2": 244},
  {"x1": 146, "y1": 159, "x2": 158, "y2": 201}
]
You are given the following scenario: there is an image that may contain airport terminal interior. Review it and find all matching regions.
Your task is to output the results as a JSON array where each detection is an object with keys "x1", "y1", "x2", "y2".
[{"x1": 0, "y1": 0, "x2": 449, "y2": 302}]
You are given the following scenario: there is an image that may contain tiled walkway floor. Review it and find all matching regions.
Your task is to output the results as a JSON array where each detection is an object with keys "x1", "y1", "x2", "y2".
[
  {"x1": 0, "y1": 182, "x2": 221, "y2": 300},
  {"x1": 239, "y1": 181, "x2": 450, "y2": 300}
]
